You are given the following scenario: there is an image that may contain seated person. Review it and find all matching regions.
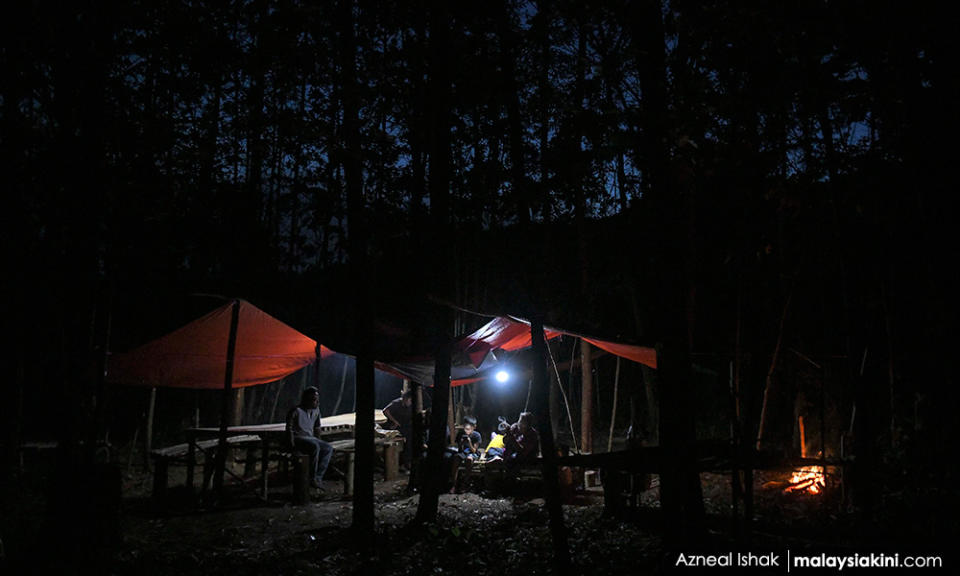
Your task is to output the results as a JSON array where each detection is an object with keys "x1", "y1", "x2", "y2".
[
  {"x1": 482, "y1": 417, "x2": 509, "y2": 462},
  {"x1": 448, "y1": 415, "x2": 482, "y2": 493},
  {"x1": 503, "y1": 412, "x2": 540, "y2": 469},
  {"x1": 285, "y1": 387, "x2": 333, "y2": 491}
]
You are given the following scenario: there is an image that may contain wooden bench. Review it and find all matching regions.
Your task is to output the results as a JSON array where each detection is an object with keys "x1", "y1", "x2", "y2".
[
  {"x1": 275, "y1": 437, "x2": 405, "y2": 503},
  {"x1": 150, "y1": 435, "x2": 261, "y2": 501}
]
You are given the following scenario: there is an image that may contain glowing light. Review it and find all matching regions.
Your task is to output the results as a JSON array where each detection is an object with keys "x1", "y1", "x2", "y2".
[
  {"x1": 785, "y1": 466, "x2": 825, "y2": 494},
  {"x1": 495, "y1": 370, "x2": 510, "y2": 383}
]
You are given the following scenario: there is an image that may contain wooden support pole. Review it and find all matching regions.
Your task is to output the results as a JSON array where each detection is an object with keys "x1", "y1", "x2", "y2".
[
  {"x1": 549, "y1": 341, "x2": 561, "y2": 441},
  {"x1": 352, "y1": 353, "x2": 376, "y2": 529},
  {"x1": 408, "y1": 378, "x2": 424, "y2": 491},
  {"x1": 799, "y1": 415, "x2": 807, "y2": 458},
  {"x1": 269, "y1": 377, "x2": 284, "y2": 423},
  {"x1": 607, "y1": 357, "x2": 621, "y2": 452},
  {"x1": 233, "y1": 388, "x2": 245, "y2": 427},
  {"x1": 756, "y1": 290, "x2": 792, "y2": 451},
  {"x1": 447, "y1": 380, "x2": 456, "y2": 441},
  {"x1": 144, "y1": 387, "x2": 156, "y2": 471},
  {"x1": 580, "y1": 340, "x2": 593, "y2": 454},
  {"x1": 260, "y1": 436, "x2": 269, "y2": 499},
  {"x1": 194, "y1": 390, "x2": 200, "y2": 428},
  {"x1": 547, "y1": 341, "x2": 579, "y2": 452},
  {"x1": 212, "y1": 299, "x2": 241, "y2": 499},
  {"x1": 332, "y1": 355, "x2": 349, "y2": 416},
  {"x1": 126, "y1": 423, "x2": 140, "y2": 475}
]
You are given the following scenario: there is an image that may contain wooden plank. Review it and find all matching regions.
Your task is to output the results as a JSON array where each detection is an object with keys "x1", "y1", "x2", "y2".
[
  {"x1": 184, "y1": 410, "x2": 387, "y2": 436},
  {"x1": 151, "y1": 435, "x2": 261, "y2": 459}
]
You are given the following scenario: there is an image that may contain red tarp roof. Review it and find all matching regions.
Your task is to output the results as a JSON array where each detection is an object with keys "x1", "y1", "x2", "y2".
[
  {"x1": 456, "y1": 316, "x2": 564, "y2": 368},
  {"x1": 456, "y1": 315, "x2": 656, "y2": 373},
  {"x1": 108, "y1": 300, "x2": 332, "y2": 389},
  {"x1": 581, "y1": 337, "x2": 658, "y2": 369},
  {"x1": 375, "y1": 316, "x2": 657, "y2": 387}
]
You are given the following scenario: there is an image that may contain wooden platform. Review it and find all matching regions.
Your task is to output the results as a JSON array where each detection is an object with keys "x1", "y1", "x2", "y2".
[{"x1": 149, "y1": 434, "x2": 262, "y2": 501}]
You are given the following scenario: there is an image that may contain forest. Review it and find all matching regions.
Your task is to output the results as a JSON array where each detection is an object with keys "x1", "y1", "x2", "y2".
[{"x1": 2, "y1": 0, "x2": 958, "y2": 574}]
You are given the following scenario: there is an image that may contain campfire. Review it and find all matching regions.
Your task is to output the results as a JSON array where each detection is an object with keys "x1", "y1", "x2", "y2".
[
  {"x1": 784, "y1": 416, "x2": 825, "y2": 495},
  {"x1": 785, "y1": 466, "x2": 825, "y2": 494}
]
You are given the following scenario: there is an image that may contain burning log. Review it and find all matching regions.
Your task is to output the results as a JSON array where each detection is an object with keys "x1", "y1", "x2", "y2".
[{"x1": 785, "y1": 465, "x2": 825, "y2": 494}]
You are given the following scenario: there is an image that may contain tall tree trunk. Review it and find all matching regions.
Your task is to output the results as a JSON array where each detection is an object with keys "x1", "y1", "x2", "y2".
[
  {"x1": 406, "y1": 0, "x2": 428, "y2": 240},
  {"x1": 531, "y1": 317, "x2": 572, "y2": 574},
  {"x1": 534, "y1": 0, "x2": 552, "y2": 221},
  {"x1": 415, "y1": 0, "x2": 454, "y2": 524},
  {"x1": 629, "y1": 0, "x2": 704, "y2": 546},
  {"x1": 572, "y1": 13, "x2": 590, "y2": 298},
  {"x1": 241, "y1": 0, "x2": 267, "y2": 274},
  {"x1": 337, "y1": 0, "x2": 375, "y2": 538},
  {"x1": 498, "y1": 0, "x2": 530, "y2": 226}
]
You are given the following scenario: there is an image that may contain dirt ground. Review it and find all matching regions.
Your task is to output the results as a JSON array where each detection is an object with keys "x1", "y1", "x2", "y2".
[
  {"x1": 109, "y1": 463, "x2": 664, "y2": 576},
  {"x1": 4, "y1": 452, "x2": 954, "y2": 575}
]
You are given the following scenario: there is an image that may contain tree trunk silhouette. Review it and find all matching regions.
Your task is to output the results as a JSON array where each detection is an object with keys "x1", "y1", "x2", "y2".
[
  {"x1": 415, "y1": 0, "x2": 454, "y2": 525},
  {"x1": 629, "y1": 0, "x2": 704, "y2": 546},
  {"x1": 498, "y1": 0, "x2": 530, "y2": 227},
  {"x1": 531, "y1": 316, "x2": 572, "y2": 574},
  {"x1": 336, "y1": 0, "x2": 375, "y2": 539}
]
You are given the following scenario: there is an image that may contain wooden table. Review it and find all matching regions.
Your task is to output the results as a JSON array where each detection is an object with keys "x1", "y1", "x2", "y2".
[{"x1": 183, "y1": 410, "x2": 389, "y2": 499}]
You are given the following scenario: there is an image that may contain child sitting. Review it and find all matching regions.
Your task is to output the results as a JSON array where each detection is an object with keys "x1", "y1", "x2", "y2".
[
  {"x1": 448, "y1": 416, "x2": 482, "y2": 493},
  {"x1": 482, "y1": 417, "x2": 509, "y2": 462}
]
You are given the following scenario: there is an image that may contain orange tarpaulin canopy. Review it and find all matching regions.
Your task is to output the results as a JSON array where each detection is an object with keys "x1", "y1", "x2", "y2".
[
  {"x1": 582, "y1": 337, "x2": 658, "y2": 369},
  {"x1": 439, "y1": 316, "x2": 656, "y2": 386},
  {"x1": 457, "y1": 316, "x2": 564, "y2": 368},
  {"x1": 108, "y1": 300, "x2": 332, "y2": 389}
]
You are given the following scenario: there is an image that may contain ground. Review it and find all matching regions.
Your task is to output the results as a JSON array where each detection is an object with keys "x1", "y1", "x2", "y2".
[
  {"x1": 3, "y1": 450, "x2": 955, "y2": 575},
  {"x1": 109, "y1": 465, "x2": 663, "y2": 576}
]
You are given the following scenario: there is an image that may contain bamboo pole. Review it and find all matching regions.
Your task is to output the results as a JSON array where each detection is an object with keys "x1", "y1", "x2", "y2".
[
  {"x1": 269, "y1": 377, "x2": 283, "y2": 423},
  {"x1": 580, "y1": 340, "x2": 593, "y2": 454},
  {"x1": 607, "y1": 357, "x2": 621, "y2": 452},
  {"x1": 332, "y1": 355, "x2": 349, "y2": 415},
  {"x1": 756, "y1": 289, "x2": 793, "y2": 451},
  {"x1": 144, "y1": 387, "x2": 156, "y2": 471},
  {"x1": 232, "y1": 388, "x2": 245, "y2": 426},
  {"x1": 127, "y1": 423, "x2": 140, "y2": 474},
  {"x1": 194, "y1": 390, "x2": 201, "y2": 428},
  {"x1": 212, "y1": 299, "x2": 241, "y2": 498},
  {"x1": 547, "y1": 341, "x2": 580, "y2": 453}
]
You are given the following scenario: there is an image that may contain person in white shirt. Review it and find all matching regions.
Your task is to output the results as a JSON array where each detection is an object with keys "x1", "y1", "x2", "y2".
[{"x1": 285, "y1": 387, "x2": 333, "y2": 491}]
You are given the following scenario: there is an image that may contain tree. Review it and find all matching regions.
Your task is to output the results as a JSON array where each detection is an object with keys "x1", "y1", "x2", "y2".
[
  {"x1": 628, "y1": 0, "x2": 705, "y2": 545},
  {"x1": 415, "y1": 0, "x2": 455, "y2": 525}
]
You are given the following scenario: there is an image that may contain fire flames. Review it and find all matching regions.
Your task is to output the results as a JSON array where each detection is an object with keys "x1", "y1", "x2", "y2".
[
  {"x1": 785, "y1": 416, "x2": 826, "y2": 494},
  {"x1": 786, "y1": 466, "x2": 825, "y2": 494}
]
